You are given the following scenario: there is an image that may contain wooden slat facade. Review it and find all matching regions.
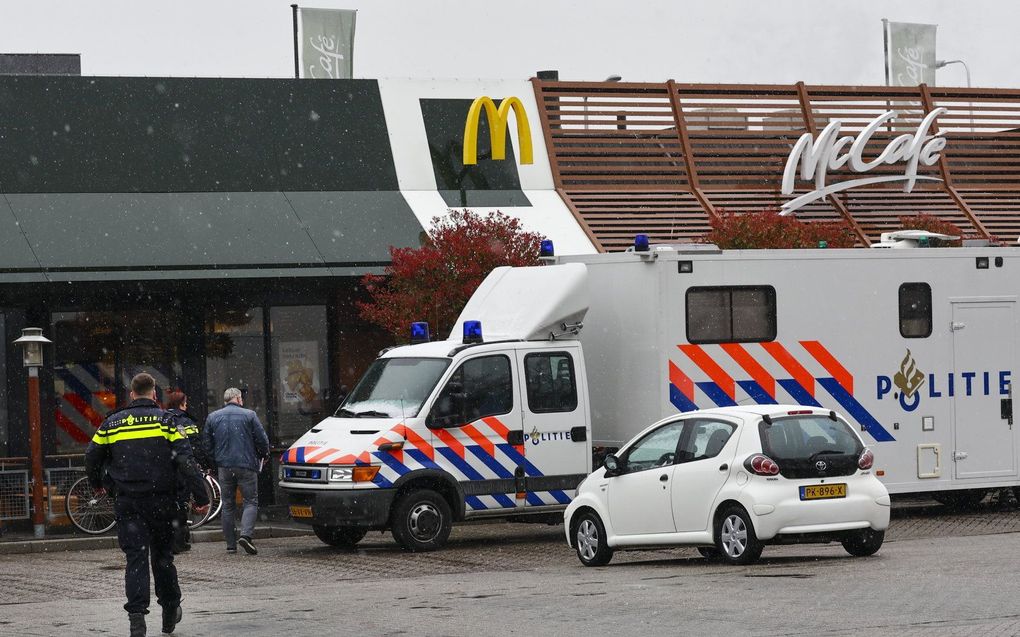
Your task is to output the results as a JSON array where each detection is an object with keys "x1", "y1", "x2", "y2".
[{"x1": 532, "y1": 79, "x2": 1020, "y2": 252}]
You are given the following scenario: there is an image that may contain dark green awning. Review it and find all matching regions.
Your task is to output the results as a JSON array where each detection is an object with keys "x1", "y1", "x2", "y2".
[{"x1": 0, "y1": 191, "x2": 422, "y2": 282}]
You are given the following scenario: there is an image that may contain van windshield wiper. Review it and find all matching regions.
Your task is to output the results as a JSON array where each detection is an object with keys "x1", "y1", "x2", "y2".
[{"x1": 336, "y1": 407, "x2": 392, "y2": 418}]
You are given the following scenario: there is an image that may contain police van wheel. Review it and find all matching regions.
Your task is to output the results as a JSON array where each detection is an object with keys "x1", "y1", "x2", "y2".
[
  {"x1": 313, "y1": 524, "x2": 367, "y2": 549},
  {"x1": 697, "y1": 546, "x2": 721, "y2": 561},
  {"x1": 933, "y1": 489, "x2": 987, "y2": 510},
  {"x1": 391, "y1": 489, "x2": 452, "y2": 552}
]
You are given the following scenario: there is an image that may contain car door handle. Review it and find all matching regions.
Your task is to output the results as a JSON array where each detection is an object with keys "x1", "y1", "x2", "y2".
[
  {"x1": 659, "y1": 474, "x2": 669, "y2": 482},
  {"x1": 719, "y1": 464, "x2": 728, "y2": 471}
]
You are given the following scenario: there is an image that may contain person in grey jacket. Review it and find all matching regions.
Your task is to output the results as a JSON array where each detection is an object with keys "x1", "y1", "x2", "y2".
[{"x1": 203, "y1": 387, "x2": 270, "y2": 555}]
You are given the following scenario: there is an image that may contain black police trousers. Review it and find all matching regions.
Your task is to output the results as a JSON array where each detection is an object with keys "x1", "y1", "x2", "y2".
[
  {"x1": 114, "y1": 494, "x2": 181, "y2": 614},
  {"x1": 173, "y1": 497, "x2": 191, "y2": 552}
]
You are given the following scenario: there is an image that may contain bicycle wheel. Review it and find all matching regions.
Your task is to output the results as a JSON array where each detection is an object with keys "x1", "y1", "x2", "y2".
[
  {"x1": 206, "y1": 474, "x2": 223, "y2": 522},
  {"x1": 65, "y1": 476, "x2": 116, "y2": 535},
  {"x1": 187, "y1": 474, "x2": 222, "y2": 529}
]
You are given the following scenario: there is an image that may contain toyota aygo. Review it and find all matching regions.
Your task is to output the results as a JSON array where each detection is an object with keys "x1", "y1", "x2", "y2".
[{"x1": 565, "y1": 405, "x2": 890, "y2": 566}]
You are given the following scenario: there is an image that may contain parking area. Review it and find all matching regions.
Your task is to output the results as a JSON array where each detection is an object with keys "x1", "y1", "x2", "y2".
[{"x1": 1, "y1": 502, "x2": 1020, "y2": 636}]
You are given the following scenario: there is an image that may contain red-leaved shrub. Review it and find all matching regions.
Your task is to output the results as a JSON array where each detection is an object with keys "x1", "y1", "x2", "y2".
[
  {"x1": 358, "y1": 209, "x2": 542, "y2": 341},
  {"x1": 896, "y1": 214, "x2": 965, "y2": 247},
  {"x1": 703, "y1": 209, "x2": 857, "y2": 249}
]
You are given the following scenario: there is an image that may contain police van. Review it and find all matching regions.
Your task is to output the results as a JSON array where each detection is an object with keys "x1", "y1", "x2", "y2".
[{"x1": 280, "y1": 236, "x2": 1018, "y2": 550}]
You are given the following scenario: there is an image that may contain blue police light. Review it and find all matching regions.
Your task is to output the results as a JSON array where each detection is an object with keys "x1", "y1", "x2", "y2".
[
  {"x1": 540, "y1": 239, "x2": 555, "y2": 257},
  {"x1": 463, "y1": 320, "x2": 483, "y2": 344},
  {"x1": 634, "y1": 234, "x2": 650, "y2": 252},
  {"x1": 410, "y1": 322, "x2": 430, "y2": 344}
]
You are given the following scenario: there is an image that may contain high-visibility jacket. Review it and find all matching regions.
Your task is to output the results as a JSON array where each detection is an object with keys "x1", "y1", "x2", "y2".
[
  {"x1": 85, "y1": 398, "x2": 209, "y2": 504},
  {"x1": 166, "y1": 408, "x2": 213, "y2": 471}
]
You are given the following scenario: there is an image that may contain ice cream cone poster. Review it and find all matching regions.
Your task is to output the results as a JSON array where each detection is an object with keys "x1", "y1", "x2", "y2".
[{"x1": 279, "y1": 341, "x2": 320, "y2": 405}]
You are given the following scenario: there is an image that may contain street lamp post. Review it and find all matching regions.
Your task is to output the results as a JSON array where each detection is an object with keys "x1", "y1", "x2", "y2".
[
  {"x1": 936, "y1": 59, "x2": 973, "y2": 132},
  {"x1": 585, "y1": 75, "x2": 623, "y2": 130},
  {"x1": 13, "y1": 327, "x2": 52, "y2": 538}
]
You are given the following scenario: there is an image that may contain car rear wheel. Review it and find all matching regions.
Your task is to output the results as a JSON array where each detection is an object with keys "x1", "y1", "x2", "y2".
[
  {"x1": 841, "y1": 528, "x2": 885, "y2": 557},
  {"x1": 574, "y1": 511, "x2": 613, "y2": 567},
  {"x1": 715, "y1": 506, "x2": 763, "y2": 565},
  {"x1": 313, "y1": 524, "x2": 367, "y2": 548},
  {"x1": 390, "y1": 489, "x2": 452, "y2": 552}
]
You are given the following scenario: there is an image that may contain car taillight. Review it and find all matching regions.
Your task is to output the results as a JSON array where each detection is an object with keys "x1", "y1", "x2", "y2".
[
  {"x1": 745, "y1": 454, "x2": 780, "y2": 476},
  {"x1": 858, "y1": 448, "x2": 874, "y2": 470}
]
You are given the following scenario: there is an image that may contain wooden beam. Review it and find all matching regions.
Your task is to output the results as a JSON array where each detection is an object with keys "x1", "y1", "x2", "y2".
[
  {"x1": 666, "y1": 80, "x2": 720, "y2": 223},
  {"x1": 665, "y1": 80, "x2": 705, "y2": 195},
  {"x1": 918, "y1": 83, "x2": 992, "y2": 239},
  {"x1": 796, "y1": 81, "x2": 870, "y2": 245},
  {"x1": 795, "y1": 81, "x2": 817, "y2": 134},
  {"x1": 556, "y1": 188, "x2": 606, "y2": 253},
  {"x1": 691, "y1": 188, "x2": 719, "y2": 219}
]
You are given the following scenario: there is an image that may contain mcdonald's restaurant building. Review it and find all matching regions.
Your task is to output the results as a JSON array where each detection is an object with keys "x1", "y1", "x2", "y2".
[
  {"x1": 4, "y1": 73, "x2": 1020, "y2": 518},
  {"x1": 0, "y1": 73, "x2": 593, "y2": 515}
]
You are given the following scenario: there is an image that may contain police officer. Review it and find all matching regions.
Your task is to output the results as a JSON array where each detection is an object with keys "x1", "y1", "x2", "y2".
[
  {"x1": 85, "y1": 373, "x2": 209, "y2": 637},
  {"x1": 165, "y1": 390, "x2": 211, "y2": 554}
]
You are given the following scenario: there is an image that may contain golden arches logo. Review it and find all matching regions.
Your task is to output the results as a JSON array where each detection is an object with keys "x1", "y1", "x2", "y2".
[{"x1": 462, "y1": 96, "x2": 533, "y2": 166}]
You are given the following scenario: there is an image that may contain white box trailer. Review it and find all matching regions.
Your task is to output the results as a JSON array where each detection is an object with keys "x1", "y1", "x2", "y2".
[
  {"x1": 280, "y1": 241, "x2": 1016, "y2": 550},
  {"x1": 560, "y1": 244, "x2": 1016, "y2": 496}
]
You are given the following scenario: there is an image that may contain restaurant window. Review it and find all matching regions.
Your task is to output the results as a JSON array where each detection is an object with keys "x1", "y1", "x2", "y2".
[
  {"x1": 271, "y1": 306, "x2": 328, "y2": 446},
  {"x1": 686, "y1": 286, "x2": 776, "y2": 344},
  {"x1": 899, "y1": 283, "x2": 932, "y2": 338},
  {"x1": 51, "y1": 310, "x2": 185, "y2": 453},
  {"x1": 205, "y1": 307, "x2": 268, "y2": 427}
]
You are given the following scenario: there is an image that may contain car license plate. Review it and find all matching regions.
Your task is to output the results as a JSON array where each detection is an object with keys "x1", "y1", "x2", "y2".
[
  {"x1": 799, "y1": 483, "x2": 847, "y2": 500},
  {"x1": 289, "y1": 505, "x2": 313, "y2": 518}
]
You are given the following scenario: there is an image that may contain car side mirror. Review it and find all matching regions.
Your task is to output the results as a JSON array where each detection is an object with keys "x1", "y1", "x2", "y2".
[{"x1": 603, "y1": 453, "x2": 621, "y2": 476}]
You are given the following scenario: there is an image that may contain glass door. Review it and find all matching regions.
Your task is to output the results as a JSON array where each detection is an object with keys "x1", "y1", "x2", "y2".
[
  {"x1": 204, "y1": 307, "x2": 268, "y2": 425},
  {"x1": 270, "y1": 306, "x2": 328, "y2": 448}
]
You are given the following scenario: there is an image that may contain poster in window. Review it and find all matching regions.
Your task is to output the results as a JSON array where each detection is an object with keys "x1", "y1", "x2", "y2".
[{"x1": 279, "y1": 341, "x2": 320, "y2": 406}]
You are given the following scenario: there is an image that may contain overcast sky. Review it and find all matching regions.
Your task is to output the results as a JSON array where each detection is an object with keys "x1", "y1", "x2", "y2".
[{"x1": 2, "y1": 0, "x2": 1017, "y2": 87}]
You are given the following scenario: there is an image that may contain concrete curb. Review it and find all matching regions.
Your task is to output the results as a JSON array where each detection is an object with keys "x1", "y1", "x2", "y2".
[{"x1": 0, "y1": 524, "x2": 312, "y2": 555}]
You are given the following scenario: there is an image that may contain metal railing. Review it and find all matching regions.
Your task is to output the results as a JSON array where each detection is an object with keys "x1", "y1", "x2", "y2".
[
  {"x1": 0, "y1": 470, "x2": 30, "y2": 521},
  {"x1": 0, "y1": 455, "x2": 86, "y2": 523},
  {"x1": 45, "y1": 467, "x2": 86, "y2": 522}
]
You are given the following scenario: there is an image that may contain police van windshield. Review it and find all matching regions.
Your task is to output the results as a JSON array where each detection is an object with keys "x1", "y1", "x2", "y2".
[{"x1": 336, "y1": 357, "x2": 450, "y2": 419}]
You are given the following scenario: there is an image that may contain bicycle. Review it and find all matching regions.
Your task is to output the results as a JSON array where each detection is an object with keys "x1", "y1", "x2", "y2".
[{"x1": 64, "y1": 473, "x2": 223, "y2": 535}]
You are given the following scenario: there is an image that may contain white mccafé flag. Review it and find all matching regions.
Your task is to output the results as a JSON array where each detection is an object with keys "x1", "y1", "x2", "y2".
[
  {"x1": 884, "y1": 20, "x2": 937, "y2": 87},
  {"x1": 299, "y1": 7, "x2": 357, "y2": 79}
]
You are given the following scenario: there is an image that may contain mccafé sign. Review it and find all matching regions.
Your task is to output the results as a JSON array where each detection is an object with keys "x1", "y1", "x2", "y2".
[
  {"x1": 462, "y1": 96, "x2": 533, "y2": 166},
  {"x1": 780, "y1": 107, "x2": 947, "y2": 214}
]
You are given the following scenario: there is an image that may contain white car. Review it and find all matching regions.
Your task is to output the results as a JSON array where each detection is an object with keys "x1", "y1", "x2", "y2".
[{"x1": 564, "y1": 405, "x2": 890, "y2": 566}]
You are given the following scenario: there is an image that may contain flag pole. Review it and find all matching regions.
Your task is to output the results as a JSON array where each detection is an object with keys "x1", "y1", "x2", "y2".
[{"x1": 291, "y1": 4, "x2": 300, "y2": 79}]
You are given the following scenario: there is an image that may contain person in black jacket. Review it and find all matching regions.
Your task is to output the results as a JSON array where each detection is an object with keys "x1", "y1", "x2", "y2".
[
  {"x1": 165, "y1": 389, "x2": 212, "y2": 554},
  {"x1": 85, "y1": 373, "x2": 209, "y2": 637}
]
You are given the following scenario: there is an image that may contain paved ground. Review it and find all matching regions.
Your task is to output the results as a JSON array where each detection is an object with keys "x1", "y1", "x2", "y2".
[{"x1": 1, "y1": 502, "x2": 1020, "y2": 636}]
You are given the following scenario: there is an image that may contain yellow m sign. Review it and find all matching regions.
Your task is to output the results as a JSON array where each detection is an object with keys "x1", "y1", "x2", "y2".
[{"x1": 462, "y1": 96, "x2": 534, "y2": 166}]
